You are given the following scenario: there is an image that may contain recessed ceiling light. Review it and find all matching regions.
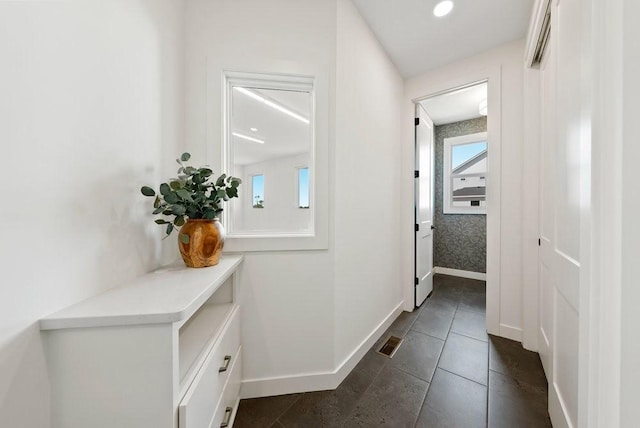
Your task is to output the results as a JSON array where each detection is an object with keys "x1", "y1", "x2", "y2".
[
  {"x1": 250, "y1": 127, "x2": 258, "y2": 132},
  {"x1": 433, "y1": 1, "x2": 454, "y2": 17}
]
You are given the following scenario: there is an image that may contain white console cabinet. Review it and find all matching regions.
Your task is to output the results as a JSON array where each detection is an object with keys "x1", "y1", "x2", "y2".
[{"x1": 40, "y1": 256, "x2": 243, "y2": 428}]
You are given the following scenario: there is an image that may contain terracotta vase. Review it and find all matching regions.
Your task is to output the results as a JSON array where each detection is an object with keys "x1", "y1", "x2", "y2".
[{"x1": 178, "y1": 218, "x2": 225, "y2": 268}]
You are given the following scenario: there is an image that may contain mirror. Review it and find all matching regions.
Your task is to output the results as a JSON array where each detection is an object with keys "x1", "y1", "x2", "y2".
[{"x1": 224, "y1": 73, "x2": 314, "y2": 237}]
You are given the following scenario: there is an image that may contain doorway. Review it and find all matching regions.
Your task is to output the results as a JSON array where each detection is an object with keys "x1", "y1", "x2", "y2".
[
  {"x1": 415, "y1": 81, "x2": 489, "y2": 309},
  {"x1": 409, "y1": 70, "x2": 502, "y2": 338}
]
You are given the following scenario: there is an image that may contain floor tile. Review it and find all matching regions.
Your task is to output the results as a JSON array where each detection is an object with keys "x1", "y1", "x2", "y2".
[
  {"x1": 344, "y1": 365, "x2": 428, "y2": 427},
  {"x1": 389, "y1": 330, "x2": 444, "y2": 382},
  {"x1": 488, "y1": 370, "x2": 552, "y2": 428},
  {"x1": 235, "y1": 393, "x2": 302, "y2": 427},
  {"x1": 489, "y1": 335, "x2": 547, "y2": 388},
  {"x1": 458, "y1": 291, "x2": 486, "y2": 314},
  {"x1": 279, "y1": 350, "x2": 387, "y2": 427},
  {"x1": 389, "y1": 309, "x2": 421, "y2": 335},
  {"x1": 374, "y1": 309, "x2": 422, "y2": 350},
  {"x1": 416, "y1": 368, "x2": 487, "y2": 428},
  {"x1": 411, "y1": 303, "x2": 455, "y2": 340},
  {"x1": 438, "y1": 332, "x2": 489, "y2": 385},
  {"x1": 451, "y1": 308, "x2": 488, "y2": 342}
]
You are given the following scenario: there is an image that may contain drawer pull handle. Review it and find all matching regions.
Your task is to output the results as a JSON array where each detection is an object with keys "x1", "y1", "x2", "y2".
[
  {"x1": 220, "y1": 406, "x2": 233, "y2": 428},
  {"x1": 219, "y1": 355, "x2": 232, "y2": 373}
]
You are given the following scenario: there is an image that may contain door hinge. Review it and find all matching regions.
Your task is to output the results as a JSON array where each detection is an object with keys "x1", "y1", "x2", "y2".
[
  {"x1": 415, "y1": 277, "x2": 419, "y2": 285},
  {"x1": 414, "y1": 170, "x2": 419, "y2": 178},
  {"x1": 415, "y1": 224, "x2": 419, "y2": 232},
  {"x1": 414, "y1": 117, "x2": 420, "y2": 126},
  {"x1": 538, "y1": 238, "x2": 541, "y2": 246}
]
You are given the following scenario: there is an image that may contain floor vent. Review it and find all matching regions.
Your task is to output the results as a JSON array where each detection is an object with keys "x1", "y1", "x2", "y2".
[{"x1": 377, "y1": 335, "x2": 403, "y2": 358}]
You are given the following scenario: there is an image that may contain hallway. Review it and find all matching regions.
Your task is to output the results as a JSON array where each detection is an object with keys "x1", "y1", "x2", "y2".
[{"x1": 234, "y1": 274, "x2": 551, "y2": 427}]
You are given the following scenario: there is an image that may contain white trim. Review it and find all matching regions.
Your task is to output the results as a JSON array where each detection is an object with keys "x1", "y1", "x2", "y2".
[
  {"x1": 583, "y1": 0, "x2": 622, "y2": 425},
  {"x1": 433, "y1": 266, "x2": 486, "y2": 281},
  {"x1": 239, "y1": 302, "x2": 404, "y2": 399},
  {"x1": 524, "y1": 0, "x2": 552, "y2": 67},
  {"x1": 499, "y1": 324, "x2": 523, "y2": 342}
]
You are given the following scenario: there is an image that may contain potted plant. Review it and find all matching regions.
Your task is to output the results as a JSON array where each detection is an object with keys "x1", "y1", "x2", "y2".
[{"x1": 141, "y1": 153, "x2": 241, "y2": 268}]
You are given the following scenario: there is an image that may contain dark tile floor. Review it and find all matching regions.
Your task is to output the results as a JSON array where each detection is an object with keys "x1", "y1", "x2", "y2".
[{"x1": 234, "y1": 274, "x2": 551, "y2": 428}]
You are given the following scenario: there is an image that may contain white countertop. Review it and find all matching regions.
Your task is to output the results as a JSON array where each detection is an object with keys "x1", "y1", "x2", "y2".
[{"x1": 40, "y1": 255, "x2": 243, "y2": 330}]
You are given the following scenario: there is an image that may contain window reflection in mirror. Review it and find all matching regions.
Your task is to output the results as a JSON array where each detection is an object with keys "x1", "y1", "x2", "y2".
[{"x1": 225, "y1": 75, "x2": 314, "y2": 236}]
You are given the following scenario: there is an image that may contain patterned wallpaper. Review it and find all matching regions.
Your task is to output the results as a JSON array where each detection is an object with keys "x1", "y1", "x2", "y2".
[{"x1": 433, "y1": 117, "x2": 487, "y2": 273}]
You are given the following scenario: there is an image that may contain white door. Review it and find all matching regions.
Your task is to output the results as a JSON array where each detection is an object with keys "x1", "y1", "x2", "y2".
[
  {"x1": 415, "y1": 104, "x2": 434, "y2": 307},
  {"x1": 538, "y1": 1, "x2": 582, "y2": 426}
]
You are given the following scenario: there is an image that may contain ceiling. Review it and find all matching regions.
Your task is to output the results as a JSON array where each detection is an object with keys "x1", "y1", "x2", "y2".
[
  {"x1": 351, "y1": 0, "x2": 534, "y2": 77},
  {"x1": 420, "y1": 82, "x2": 487, "y2": 125},
  {"x1": 231, "y1": 87, "x2": 311, "y2": 166}
]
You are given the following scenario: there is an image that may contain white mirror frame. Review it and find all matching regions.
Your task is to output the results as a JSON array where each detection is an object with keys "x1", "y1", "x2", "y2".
[{"x1": 221, "y1": 70, "x2": 329, "y2": 252}]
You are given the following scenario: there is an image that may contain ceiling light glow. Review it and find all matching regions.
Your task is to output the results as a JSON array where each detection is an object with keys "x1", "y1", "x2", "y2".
[
  {"x1": 250, "y1": 127, "x2": 258, "y2": 132},
  {"x1": 433, "y1": 1, "x2": 454, "y2": 17},
  {"x1": 234, "y1": 86, "x2": 310, "y2": 124},
  {"x1": 232, "y1": 132, "x2": 265, "y2": 144}
]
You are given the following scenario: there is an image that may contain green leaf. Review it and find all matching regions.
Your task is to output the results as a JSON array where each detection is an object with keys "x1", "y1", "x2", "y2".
[
  {"x1": 204, "y1": 209, "x2": 217, "y2": 219},
  {"x1": 184, "y1": 166, "x2": 196, "y2": 175},
  {"x1": 169, "y1": 180, "x2": 182, "y2": 190},
  {"x1": 226, "y1": 187, "x2": 238, "y2": 198},
  {"x1": 216, "y1": 189, "x2": 226, "y2": 199},
  {"x1": 181, "y1": 152, "x2": 191, "y2": 162},
  {"x1": 155, "y1": 219, "x2": 168, "y2": 225},
  {"x1": 216, "y1": 174, "x2": 227, "y2": 187},
  {"x1": 153, "y1": 206, "x2": 164, "y2": 215},
  {"x1": 174, "y1": 216, "x2": 186, "y2": 226},
  {"x1": 176, "y1": 189, "x2": 193, "y2": 202},
  {"x1": 166, "y1": 223, "x2": 174, "y2": 235},
  {"x1": 164, "y1": 191, "x2": 179, "y2": 204},
  {"x1": 199, "y1": 168, "x2": 213, "y2": 177},
  {"x1": 141, "y1": 186, "x2": 156, "y2": 197},
  {"x1": 180, "y1": 233, "x2": 190, "y2": 244},
  {"x1": 159, "y1": 183, "x2": 171, "y2": 196},
  {"x1": 230, "y1": 180, "x2": 240, "y2": 188},
  {"x1": 153, "y1": 196, "x2": 161, "y2": 208},
  {"x1": 171, "y1": 204, "x2": 187, "y2": 216}
]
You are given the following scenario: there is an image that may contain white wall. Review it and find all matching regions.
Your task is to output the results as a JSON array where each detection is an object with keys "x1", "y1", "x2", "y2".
[
  {"x1": 403, "y1": 40, "x2": 525, "y2": 339},
  {"x1": 184, "y1": 0, "x2": 337, "y2": 393},
  {"x1": 0, "y1": 1, "x2": 184, "y2": 426},
  {"x1": 185, "y1": 0, "x2": 405, "y2": 396},
  {"x1": 334, "y1": 0, "x2": 405, "y2": 366},
  {"x1": 235, "y1": 153, "x2": 311, "y2": 233}
]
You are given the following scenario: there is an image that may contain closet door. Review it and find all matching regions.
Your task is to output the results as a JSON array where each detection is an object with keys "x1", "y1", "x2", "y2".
[{"x1": 539, "y1": 0, "x2": 583, "y2": 426}]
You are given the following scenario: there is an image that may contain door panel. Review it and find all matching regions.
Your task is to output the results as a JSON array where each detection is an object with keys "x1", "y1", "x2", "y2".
[
  {"x1": 415, "y1": 105, "x2": 434, "y2": 307},
  {"x1": 539, "y1": 0, "x2": 582, "y2": 426}
]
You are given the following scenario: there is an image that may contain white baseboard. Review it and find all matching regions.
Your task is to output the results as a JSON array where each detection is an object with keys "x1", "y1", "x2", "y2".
[
  {"x1": 240, "y1": 301, "x2": 404, "y2": 399},
  {"x1": 499, "y1": 323, "x2": 523, "y2": 342},
  {"x1": 433, "y1": 266, "x2": 487, "y2": 281}
]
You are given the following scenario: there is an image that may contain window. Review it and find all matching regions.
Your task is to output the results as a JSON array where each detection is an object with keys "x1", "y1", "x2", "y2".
[
  {"x1": 252, "y1": 174, "x2": 264, "y2": 208},
  {"x1": 443, "y1": 132, "x2": 487, "y2": 214},
  {"x1": 298, "y1": 167, "x2": 309, "y2": 208}
]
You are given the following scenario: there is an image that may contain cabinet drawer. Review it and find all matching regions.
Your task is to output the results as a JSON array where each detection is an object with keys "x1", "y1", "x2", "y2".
[
  {"x1": 209, "y1": 347, "x2": 242, "y2": 428},
  {"x1": 179, "y1": 307, "x2": 240, "y2": 428}
]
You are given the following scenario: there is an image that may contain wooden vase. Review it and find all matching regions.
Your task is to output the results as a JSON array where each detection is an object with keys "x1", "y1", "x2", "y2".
[{"x1": 178, "y1": 218, "x2": 225, "y2": 268}]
